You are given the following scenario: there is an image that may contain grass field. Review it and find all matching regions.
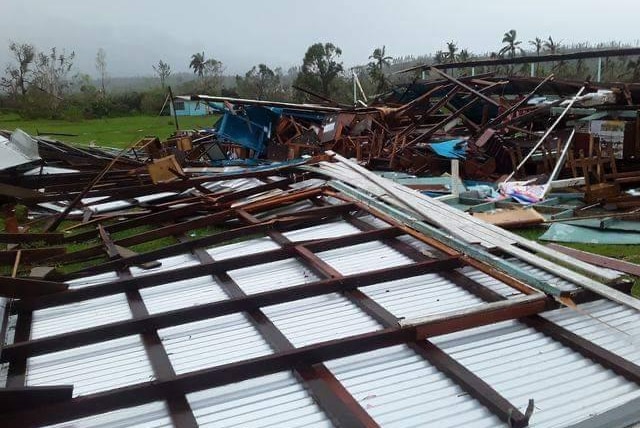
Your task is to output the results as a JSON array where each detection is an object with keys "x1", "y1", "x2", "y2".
[{"x1": 0, "y1": 113, "x2": 218, "y2": 148}]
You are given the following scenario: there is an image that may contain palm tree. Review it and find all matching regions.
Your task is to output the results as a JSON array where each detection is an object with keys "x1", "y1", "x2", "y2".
[
  {"x1": 433, "y1": 50, "x2": 446, "y2": 65},
  {"x1": 446, "y1": 41, "x2": 458, "y2": 63},
  {"x1": 368, "y1": 46, "x2": 393, "y2": 93},
  {"x1": 370, "y1": 46, "x2": 392, "y2": 68},
  {"x1": 499, "y1": 29, "x2": 523, "y2": 58},
  {"x1": 543, "y1": 37, "x2": 561, "y2": 54},
  {"x1": 189, "y1": 52, "x2": 206, "y2": 77},
  {"x1": 529, "y1": 37, "x2": 543, "y2": 56}
]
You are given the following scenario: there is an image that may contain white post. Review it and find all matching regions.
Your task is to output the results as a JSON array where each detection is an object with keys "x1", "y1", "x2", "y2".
[
  {"x1": 451, "y1": 159, "x2": 460, "y2": 198},
  {"x1": 530, "y1": 63, "x2": 535, "y2": 77},
  {"x1": 597, "y1": 57, "x2": 602, "y2": 82},
  {"x1": 503, "y1": 86, "x2": 585, "y2": 183},
  {"x1": 471, "y1": 67, "x2": 475, "y2": 76},
  {"x1": 421, "y1": 70, "x2": 426, "y2": 80},
  {"x1": 541, "y1": 129, "x2": 576, "y2": 199},
  {"x1": 352, "y1": 71, "x2": 357, "y2": 104}
]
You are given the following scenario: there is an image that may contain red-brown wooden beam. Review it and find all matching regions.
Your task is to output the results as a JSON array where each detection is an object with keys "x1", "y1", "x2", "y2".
[
  {"x1": 238, "y1": 209, "x2": 532, "y2": 428},
  {"x1": 59, "y1": 202, "x2": 357, "y2": 277},
  {"x1": 3, "y1": 261, "x2": 456, "y2": 361},
  {"x1": 345, "y1": 211, "x2": 640, "y2": 392},
  {"x1": 15, "y1": 225, "x2": 404, "y2": 311},
  {"x1": 1, "y1": 294, "x2": 549, "y2": 427},
  {"x1": 184, "y1": 237, "x2": 379, "y2": 428},
  {"x1": 0, "y1": 277, "x2": 68, "y2": 299}
]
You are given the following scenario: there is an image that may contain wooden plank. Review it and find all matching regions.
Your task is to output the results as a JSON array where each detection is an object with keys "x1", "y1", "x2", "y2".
[
  {"x1": 471, "y1": 208, "x2": 545, "y2": 228},
  {"x1": 147, "y1": 155, "x2": 183, "y2": 184},
  {"x1": 0, "y1": 386, "x2": 73, "y2": 413},
  {"x1": 0, "y1": 232, "x2": 65, "y2": 244},
  {"x1": 326, "y1": 153, "x2": 623, "y2": 286},
  {"x1": 0, "y1": 247, "x2": 66, "y2": 264},
  {"x1": 546, "y1": 243, "x2": 640, "y2": 277},
  {"x1": 429, "y1": 67, "x2": 500, "y2": 107},
  {"x1": 0, "y1": 276, "x2": 68, "y2": 299}
]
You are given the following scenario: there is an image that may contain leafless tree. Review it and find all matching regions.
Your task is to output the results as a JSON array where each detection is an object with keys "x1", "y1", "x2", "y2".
[
  {"x1": 95, "y1": 48, "x2": 108, "y2": 95},
  {"x1": 32, "y1": 47, "x2": 75, "y2": 111},
  {"x1": 152, "y1": 60, "x2": 171, "y2": 89},
  {"x1": 203, "y1": 58, "x2": 224, "y2": 93},
  {"x1": 0, "y1": 41, "x2": 36, "y2": 97}
]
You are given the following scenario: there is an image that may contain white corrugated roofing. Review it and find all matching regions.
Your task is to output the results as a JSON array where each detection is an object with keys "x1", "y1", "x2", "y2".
[
  {"x1": 0, "y1": 129, "x2": 40, "y2": 170},
  {"x1": 325, "y1": 345, "x2": 503, "y2": 428},
  {"x1": 282, "y1": 221, "x2": 361, "y2": 242},
  {"x1": 66, "y1": 271, "x2": 119, "y2": 289},
  {"x1": 130, "y1": 254, "x2": 199, "y2": 277},
  {"x1": 457, "y1": 265, "x2": 525, "y2": 299},
  {"x1": 31, "y1": 294, "x2": 131, "y2": 339},
  {"x1": 263, "y1": 293, "x2": 381, "y2": 347},
  {"x1": 46, "y1": 401, "x2": 172, "y2": 428},
  {"x1": 542, "y1": 299, "x2": 640, "y2": 365},
  {"x1": 229, "y1": 258, "x2": 320, "y2": 295},
  {"x1": 140, "y1": 275, "x2": 228, "y2": 314},
  {"x1": 361, "y1": 273, "x2": 486, "y2": 319},
  {"x1": 206, "y1": 236, "x2": 279, "y2": 260},
  {"x1": 158, "y1": 313, "x2": 273, "y2": 375},
  {"x1": 432, "y1": 320, "x2": 640, "y2": 427},
  {"x1": 187, "y1": 372, "x2": 333, "y2": 427},
  {"x1": 26, "y1": 335, "x2": 154, "y2": 397},
  {"x1": 317, "y1": 241, "x2": 414, "y2": 275}
]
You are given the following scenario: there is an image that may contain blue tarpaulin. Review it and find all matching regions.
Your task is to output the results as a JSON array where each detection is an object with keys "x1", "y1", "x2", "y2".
[{"x1": 428, "y1": 139, "x2": 467, "y2": 159}]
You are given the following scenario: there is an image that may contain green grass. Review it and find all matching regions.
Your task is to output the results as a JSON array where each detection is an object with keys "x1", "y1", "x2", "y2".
[
  {"x1": 515, "y1": 227, "x2": 640, "y2": 297},
  {"x1": 0, "y1": 113, "x2": 218, "y2": 148}
]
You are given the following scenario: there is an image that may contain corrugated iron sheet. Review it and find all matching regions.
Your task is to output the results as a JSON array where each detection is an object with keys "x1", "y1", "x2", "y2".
[
  {"x1": 361, "y1": 273, "x2": 486, "y2": 319},
  {"x1": 158, "y1": 313, "x2": 273, "y2": 375},
  {"x1": 432, "y1": 320, "x2": 640, "y2": 427},
  {"x1": 543, "y1": 300, "x2": 640, "y2": 365},
  {"x1": 326, "y1": 345, "x2": 503, "y2": 427},
  {"x1": 46, "y1": 401, "x2": 172, "y2": 428},
  {"x1": 263, "y1": 293, "x2": 381, "y2": 347},
  {"x1": 140, "y1": 276, "x2": 228, "y2": 315},
  {"x1": 26, "y1": 335, "x2": 154, "y2": 397},
  {"x1": 31, "y1": 294, "x2": 131, "y2": 339},
  {"x1": 187, "y1": 372, "x2": 333, "y2": 427}
]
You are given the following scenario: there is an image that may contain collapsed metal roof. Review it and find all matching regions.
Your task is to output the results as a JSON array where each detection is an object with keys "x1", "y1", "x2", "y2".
[
  {"x1": 0, "y1": 129, "x2": 41, "y2": 171},
  {"x1": 1, "y1": 154, "x2": 639, "y2": 428}
]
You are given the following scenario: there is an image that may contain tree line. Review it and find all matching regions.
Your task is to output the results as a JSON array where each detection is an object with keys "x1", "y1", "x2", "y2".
[{"x1": 2, "y1": 31, "x2": 640, "y2": 120}]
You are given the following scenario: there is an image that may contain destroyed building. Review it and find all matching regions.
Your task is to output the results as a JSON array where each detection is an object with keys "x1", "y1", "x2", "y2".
[{"x1": 2, "y1": 48, "x2": 640, "y2": 428}]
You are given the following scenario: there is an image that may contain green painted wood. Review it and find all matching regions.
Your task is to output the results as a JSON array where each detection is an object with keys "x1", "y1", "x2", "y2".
[
  {"x1": 540, "y1": 223, "x2": 640, "y2": 244},
  {"x1": 330, "y1": 180, "x2": 566, "y2": 296}
]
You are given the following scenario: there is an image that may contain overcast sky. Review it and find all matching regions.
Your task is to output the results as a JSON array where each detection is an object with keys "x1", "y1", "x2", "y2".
[{"x1": 2, "y1": 0, "x2": 640, "y2": 77}]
